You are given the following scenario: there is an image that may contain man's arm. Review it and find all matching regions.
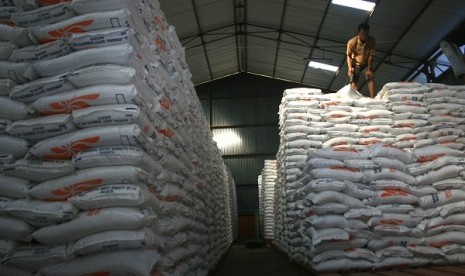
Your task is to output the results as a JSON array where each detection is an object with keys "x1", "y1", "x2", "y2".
[
  {"x1": 366, "y1": 54, "x2": 373, "y2": 73},
  {"x1": 346, "y1": 40, "x2": 354, "y2": 75}
]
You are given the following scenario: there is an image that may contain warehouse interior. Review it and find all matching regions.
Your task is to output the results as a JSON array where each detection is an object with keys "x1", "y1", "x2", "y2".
[
  {"x1": 1, "y1": 0, "x2": 465, "y2": 275},
  {"x1": 159, "y1": 0, "x2": 465, "y2": 236}
]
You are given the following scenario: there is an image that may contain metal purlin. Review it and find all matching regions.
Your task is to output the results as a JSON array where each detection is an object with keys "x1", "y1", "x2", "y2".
[{"x1": 191, "y1": 0, "x2": 214, "y2": 81}]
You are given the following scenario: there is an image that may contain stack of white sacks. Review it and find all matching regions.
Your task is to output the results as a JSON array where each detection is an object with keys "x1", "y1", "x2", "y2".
[
  {"x1": 0, "y1": 0, "x2": 234, "y2": 275},
  {"x1": 276, "y1": 83, "x2": 465, "y2": 272},
  {"x1": 258, "y1": 160, "x2": 277, "y2": 240},
  {"x1": 226, "y1": 167, "x2": 238, "y2": 240}
]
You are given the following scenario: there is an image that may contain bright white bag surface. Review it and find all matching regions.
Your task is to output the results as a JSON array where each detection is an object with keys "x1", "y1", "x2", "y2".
[
  {"x1": 36, "y1": 249, "x2": 160, "y2": 276},
  {"x1": 68, "y1": 228, "x2": 158, "y2": 255},
  {"x1": 29, "y1": 124, "x2": 147, "y2": 159},
  {"x1": 31, "y1": 84, "x2": 144, "y2": 115},
  {"x1": 68, "y1": 183, "x2": 158, "y2": 210},
  {"x1": 0, "y1": 61, "x2": 38, "y2": 84},
  {"x1": 72, "y1": 146, "x2": 162, "y2": 174},
  {"x1": 1, "y1": 159, "x2": 74, "y2": 182},
  {"x1": 32, "y1": 207, "x2": 156, "y2": 244},
  {"x1": 66, "y1": 64, "x2": 137, "y2": 88},
  {"x1": 29, "y1": 165, "x2": 152, "y2": 201},
  {"x1": 2, "y1": 244, "x2": 74, "y2": 271},
  {"x1": 32, "y1": 43, "x2": 135, "y2": 77},
  {"x1": 0, "y1": 135, "x2": 29, "y2": 159},
  {"x1": 6, "y1": 114, "x2": 76, "y2": 141},
  {"x1": 31, "y1": 9, "x2": 131, "y2": 43},
  {"x1": 0, "y1": 215, "x2": 34, "y2": 241},
  {"x1": 0, "y1": 96, "x2": 30, "y2": 121},
  {"x1": 9, "y1": 73, "x2": 75, "y2": 103},
  {"x1": 9, "y1": 39, "x2": 71, "y2": 64},
  {"x1": 69, "y1": 27, "x2": 135, "y2": 50},
  {"x1": 4, "y1": 199, "x2": 78, "y2": 227},
  {"x1": 0, "y1": 174, "x2": 31, "y2": 199},
  {"x1": 11, "y1": 3, "x2": 75, "y2": 27}
]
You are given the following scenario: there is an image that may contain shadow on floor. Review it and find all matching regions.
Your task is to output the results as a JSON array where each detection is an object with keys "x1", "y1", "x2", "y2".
[{"x1": 209, "y1": 243, "x2": 312, "y2": 276}]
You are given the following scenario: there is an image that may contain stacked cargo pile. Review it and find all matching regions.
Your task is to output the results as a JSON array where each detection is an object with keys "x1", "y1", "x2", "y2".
[
  {"x1": 275, "y1": 83, "x2": 465, "y2": 272},
  {"x1": 226, "y1": 167, "x2": 238, "y2": 240},
  {"x1": 274, "y1": 87, "x2": 327, "y2": 262},
  {"x1": 0, "y1": 0, "x2": 233, "y2": 275},
  {"x1": 258, "y1": 160, "x2": 277, "y2": 240}
]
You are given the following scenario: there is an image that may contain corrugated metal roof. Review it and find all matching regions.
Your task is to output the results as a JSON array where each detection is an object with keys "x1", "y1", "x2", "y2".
[{"x1": 159, "y1": 0, "x2": 465, "y2": 95}]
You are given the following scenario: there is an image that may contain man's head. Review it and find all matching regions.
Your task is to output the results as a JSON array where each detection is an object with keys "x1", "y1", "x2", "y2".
[{"x1": 357, "y1": 22, "x2": 370, "y2": 43}]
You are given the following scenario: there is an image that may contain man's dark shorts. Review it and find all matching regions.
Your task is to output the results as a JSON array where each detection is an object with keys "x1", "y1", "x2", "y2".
[{"x1": 349, "y1": 65, "x2": 373, "y2": 83}]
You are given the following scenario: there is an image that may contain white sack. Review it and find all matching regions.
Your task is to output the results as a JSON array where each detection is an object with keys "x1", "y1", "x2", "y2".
[
  {"x1": 0, "y1": 135, "x2": 28, "y2": 158},
  {"x1": 0, "y1": 175, "x2": 30, "y2": 199},
  {"x1": 1, "y1": 159, "x2": 74, "y2": 182},
  {"x1": 68, "y1": 228, "x2": 158, "y2": 256},
  {"x1": 29, "y1": 165, "x2": 152, "y2": 201},
  {"x1": 29, "y1": 124, "x2": 147, "y2": 159},
  {"x1": 68, "y1": 183, "x2": 158, "y2": 210},
  {"x1": 31, "y1": 8, "x2": 131, "y2": 43},
  {"x1": 69, "y1": 27, "x2": 135, "y2": 50},
  {"x1": 0, "y1": 79, "x2": 16, "y2": 97},
  {"x1": 66, "y1": 64, "x2": 137, "y2": 88},
  {"x1": 0, "y1": 96, "x2": 30, "y2": 121},
  {"x1": 31, "y1": 84, "x2": 146, "y2": 115},
  {"x1": 9, "y1": 39, "x2": 71, "y2": 64},
  {"x1": 9, "y1": 73, "x2": 75, "y2": 103},
  {"x1": 32, "y1": 43, "x2": 135, "y2": 77},
  {"x1": 36, "y1": 249, "x2": 160, "y2": 276},
  {"x1": 6, "y1": 114, "x2": 76, "y2": 141},
  {"x1": 11, "y1": 3, "x2": 75, "y2": 27},
  {"x1": 2, "y1": 244, "x2": 73, "y2": 271},
  {"x1": 0, "y1": 61, "x2": 38, "y2": 84},
  {"x1": 72, "y1": 146, "x2": 162, "y2": 174},
  {"x1": 4, "y1": 199, "x2": 78, "y2": 227},
  {"x1": 32, "y1": 207, "x2": 156, "y2": 244},
  {"x1": 0, "y1": 23, "x2": 36, "y2": 47},
  {"x1": 0, "y1": 215, "x2": 34, "y2": 241}
]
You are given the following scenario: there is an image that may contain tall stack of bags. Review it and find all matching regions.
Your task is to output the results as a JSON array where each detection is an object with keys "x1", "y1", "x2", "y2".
[
  {"x1": 0, "y1": 1, "x2": 234, "y2": 275},
  {"x1": 275, "y1": 83, "x2": 465, "y2": 272},
  {"x1": 275, "y1": 87, "x2": 326, "y2": 263},
  {"x1": 258, "y1": 160, "x2": 277, "y2": 240}
]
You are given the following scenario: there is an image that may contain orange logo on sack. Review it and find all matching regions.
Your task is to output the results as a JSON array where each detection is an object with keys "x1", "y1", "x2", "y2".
[
  {"x1": 44, "y1": 94, "x2": 100, "y2": 115},
  {"x1": 158, "y1": 128, "x2": 175, "y2": 138},
  {"x1": 39, "y1": 0, "x2": 71, "y2": 5},
  {"x1": 417, "y1": 153, "x2": 445, "y2": 163},
  {"x1": 380, "y1": 189, "x2": 409, "y2": 197},
  {"x1": 86, "y1": 209, "x2": 102, "y2": 216},
  {"x1": 154, "y1": 16, "x2": 166, "y2": 31},
  {"x1": 43, "y1": 136, "x2": 101, "y2": 159},
  {"x1": 41, "y1": 19, "x2": 94, "y2": 43},
  {"x1": 155, "y1": 37, "x2": 167, "y2": 53},
  {"x1": 333, "y1": 147, "x2": 358, "y2": 153},
  {"x1": 48, "y1": 178, "x2": 103, "y2": 200},
  {"x1": 159, "y1": 97, "x2": 172, "y2": 110}
]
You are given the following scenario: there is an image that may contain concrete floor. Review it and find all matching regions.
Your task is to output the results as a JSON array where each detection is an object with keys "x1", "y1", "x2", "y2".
[{"x1": 209, "y1": 244, "x2": 311, "y2": 276}]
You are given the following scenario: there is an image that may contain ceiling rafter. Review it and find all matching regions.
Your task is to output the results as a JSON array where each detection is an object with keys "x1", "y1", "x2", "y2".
[
  {"x1": 160, "y1": 0, "x2": 465, "y2": 91},
  {"x1": 233, "y1": 0, "x2": 241, "y2": 72},
  {"x1": 359, "y1": 0, "x2": 434, "y2": 90},
  {"x1": 299, "y1": 1, "x2": 332, "y2": 83},
  {"x1": 271, "y1": 0, "x2": 289, "y2": 78},
  {"x1": 191, "y1": 0, "x2": 213, "y2": 81},
  {"x1": 181, "y1": 22, "x2": 423, "y2": 64}
]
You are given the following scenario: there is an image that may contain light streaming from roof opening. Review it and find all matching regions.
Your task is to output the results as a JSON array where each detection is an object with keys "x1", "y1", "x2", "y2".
[
  {"x1": 331, "y1": 0, "x2": 376, "y2": 12},
  {"x1": 308, "y1": 61, "x2": 339, "y2": 72}
]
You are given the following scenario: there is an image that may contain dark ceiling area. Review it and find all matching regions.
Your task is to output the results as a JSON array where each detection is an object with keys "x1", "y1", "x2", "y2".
[{"x1": 159, "y1": 0, "x2": 465, "y2": 95}]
